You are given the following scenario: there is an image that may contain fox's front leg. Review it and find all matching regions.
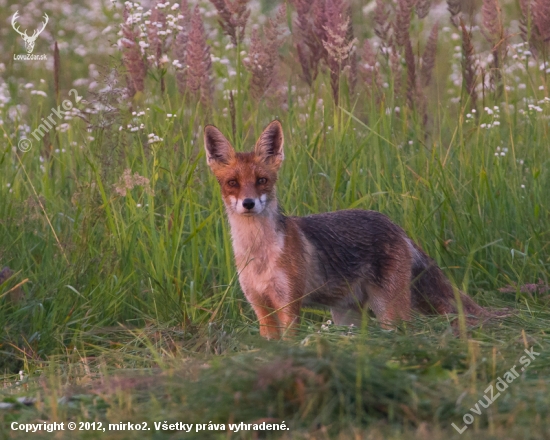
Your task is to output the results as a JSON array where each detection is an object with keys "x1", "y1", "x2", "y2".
[
  {"x1": 270, "y1": 290, "x2": 301, "y2": 339},
  {"x1": 248, "y1": 298, "x2": 281, "y2": 340}
]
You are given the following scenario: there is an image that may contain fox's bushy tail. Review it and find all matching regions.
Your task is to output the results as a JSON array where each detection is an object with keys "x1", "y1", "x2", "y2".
[{"x1": 409, "y1": 247, "x2": 509, "y2": 319}]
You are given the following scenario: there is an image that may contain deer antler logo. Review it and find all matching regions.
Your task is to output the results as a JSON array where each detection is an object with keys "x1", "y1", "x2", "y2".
[{"x1": 12, "y1": 11, "x2": 49, "y2": 54}]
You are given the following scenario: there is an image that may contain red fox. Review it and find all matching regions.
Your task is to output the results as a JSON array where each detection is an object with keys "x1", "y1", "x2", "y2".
[{"x1": 204, "y1": 120, "x2": 497, "y2": 339}]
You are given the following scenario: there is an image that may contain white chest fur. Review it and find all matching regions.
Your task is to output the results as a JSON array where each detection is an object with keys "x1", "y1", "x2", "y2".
[{"x1": 227, "y1": 213, "x2": 289, "y2": 298}]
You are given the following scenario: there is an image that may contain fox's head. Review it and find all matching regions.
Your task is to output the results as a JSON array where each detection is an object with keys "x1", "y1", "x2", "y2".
[{"x1": 204, "y1": 120, "x2": 284, "y2": 216}]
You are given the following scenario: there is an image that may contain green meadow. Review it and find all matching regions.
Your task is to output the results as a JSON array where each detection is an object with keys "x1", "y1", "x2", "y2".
[{"x1": 1, "y1": 0, "x2": 549, "y2": 438}]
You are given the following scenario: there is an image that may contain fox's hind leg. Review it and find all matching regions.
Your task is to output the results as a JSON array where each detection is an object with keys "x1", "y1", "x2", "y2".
[
  {"x1": 366, "y1": 278, "x2": 412, "y2": 329},
  {"x1": 330, "y1": 283, "x2": 366, "y2": 326}
]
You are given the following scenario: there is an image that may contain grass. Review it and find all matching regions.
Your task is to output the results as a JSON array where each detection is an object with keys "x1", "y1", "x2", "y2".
[{"x1": 1, "y1": 0, "x2": 550, "y2": 438}]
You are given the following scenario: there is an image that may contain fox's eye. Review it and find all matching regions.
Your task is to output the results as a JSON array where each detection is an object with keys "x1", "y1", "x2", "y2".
[
  {"x1": 257, "y1": 178, "x2": 267, "y2": 185},
  {"x1": 227, "y1": 180, "x2": 238, "y2": 187}
]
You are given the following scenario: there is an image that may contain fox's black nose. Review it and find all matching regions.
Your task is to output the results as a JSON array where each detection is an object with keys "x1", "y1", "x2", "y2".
[{"x1": 242, "y1": 198, "x2": 255, "y2": 210}]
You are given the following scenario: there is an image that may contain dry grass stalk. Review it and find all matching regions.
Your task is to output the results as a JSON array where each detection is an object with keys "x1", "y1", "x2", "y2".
[
  {"x1": 389, "y1": 41, "x2": 402, "y2": 101},
  {"x1": 519, "y1": 0, "x2": 544, "y2": 58},
  {"x1": 291, "y1": 0, "x2": 326, "y2": 86},
  {"x1": 243, "y1": 4, "x2": 287, "y2": 100},
  {"x1": 114, "y1": 169, "x2": 153, "y2": 197},
  {"x1": 404, "y1": 37, "x2": 417, "y2": 109},
  {"x1": 395, "y1": 0, "x2": 415, "y2": 47},
  {"x1": 147, "y1": 0, "x2": 168, "y2": 93},
  {"x1": 54, "y1": 41, "x2": 60, "y2": 104},
  {"x1": 460, "y1": 19, "x2": 477, "y2": 111},
  {"x1": 121, "y1": 8, "x2": 147, "y2": 97},
  {"x1": 421, "y1": 23, "x2": 438, "y2": 87},
  {"x1": 313, "y1": 1, "x2": 328, "y2": 48},
  {"x1": 360, "y1": 39, "x2": 381, "y2": 94},
  {"x1": 482, "y1": 0, "x2": 502, "y2": 37},
  {"x1": 323, "y1": 0, "x2": 357, "y2": 105},
  {"x1": 481, "y1": 0, "x2": 505, "y2": 96},
  {"x1": 209, "y1": 0, "x2": 250, "y2": 46},
  {"x1": 174, "y1": 0, "x2": 191, "y2": 96},
  {"x1": 447, "y1": 0, "x2": 461, "y2": 26},
  {"x1": 53, "y1": 42, "x2": 61, "y2": 149},
  {"x1": 125, "y1": 74, "x2": 136, "y2": 100},
  {"x1": 416, "y1": 0, "x2": 432, "y2": 19},
  {"x1": 533, "y1": 0, "x2": 550, "y2": 43},
  {"x1": 374, "y1": 0, "x2": 391, "y2": 46},
  {"x1": 348, "y1": 48, "x2": 358, "y2": 97},
  {"x1": 229, "y1": 90, "x2": 236, "y2": 141},
  {"x1": 346, "y1": 4, "x2": 358, "y2": 96},
  {"x1": 519, "y1": 0, "x2": 532, "y2": 44},
  {"x1": 147, "y1": 0, "x2": 166, "y2": 64},
  {"x1": 186, "y1": 6, "x2": 213, "y2": 106},
  {"x1": 295, "y1": 43, "x2": 315, "y2": 86}
]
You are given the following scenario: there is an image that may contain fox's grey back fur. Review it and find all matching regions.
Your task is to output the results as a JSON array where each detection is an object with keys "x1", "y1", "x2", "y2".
[
  {"x1": 293, "y1": 209, "x2": 487, "y2": 321},
  {"x1": 297, "y1": 210, "x2": 406, "y2": 291}
]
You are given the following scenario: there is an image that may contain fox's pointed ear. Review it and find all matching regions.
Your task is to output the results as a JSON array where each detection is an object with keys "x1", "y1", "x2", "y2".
[
  {"x1": 204, "y1": 125, "x2": 235, "y2": 167},
  {"x1": 254, "y1": 120, "x2": 284, "y2": 168}
]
